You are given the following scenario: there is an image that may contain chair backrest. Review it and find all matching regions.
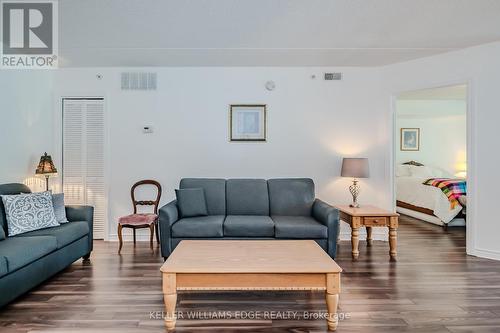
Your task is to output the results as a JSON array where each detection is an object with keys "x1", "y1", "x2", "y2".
[{"x1": 131, "y1": 180, "x2": 162, "y2": 214}]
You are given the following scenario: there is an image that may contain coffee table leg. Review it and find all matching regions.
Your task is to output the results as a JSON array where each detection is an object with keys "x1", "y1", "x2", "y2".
[
  {"x1": 389, "y1": 227, "x2": 397, "y2": 259},
  {"x1": 351, "y1": 227, "x2": 360, "y2": 259},
  {"x1": 325, "y1": 293, "x2": 339, "y2": 330},
  {"x1": 163, "y1": 273, "x2": 177, "y2": 330},
  {"x1": 366, "y1": 226, "x2": 372, "y2": 246}
]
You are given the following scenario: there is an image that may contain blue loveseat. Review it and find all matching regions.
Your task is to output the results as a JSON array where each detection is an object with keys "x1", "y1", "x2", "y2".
[
  {"x1": 0, "y1": 183, "x2": 93, "y2": 307},
  {"x1": 158, "y1": 178, "x2": 340, "y2": 259}
]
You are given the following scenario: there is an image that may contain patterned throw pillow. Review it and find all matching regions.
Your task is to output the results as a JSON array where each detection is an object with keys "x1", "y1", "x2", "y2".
[{"x1": 1, "y1": 191, "x2": 60, "y2": 236}]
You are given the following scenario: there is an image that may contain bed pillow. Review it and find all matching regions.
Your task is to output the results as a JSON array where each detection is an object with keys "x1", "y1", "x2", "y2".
[
  {"x1": 52, "y1": 193, "x2": 69, "y2": 223},
  {"x1": 395, "y1": 165, "x2": 411, "y2": 177},
  {"x1": 409, "y1": 165, "x2": 433, "y2": 178},
  {"x1": 175, "y1": 188, "x2": 208, "y2": 218},
  {"x1": 0, "y1": 191, "x2": 60, "y2": 236}
]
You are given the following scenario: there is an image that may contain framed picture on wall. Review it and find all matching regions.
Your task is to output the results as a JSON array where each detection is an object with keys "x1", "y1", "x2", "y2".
[
  {"x1": 400, "y1": 128, "x2": 420, "y2": 151},
  {"x1": 229, "y1": 104, "x2": 266, "y2": 142}
]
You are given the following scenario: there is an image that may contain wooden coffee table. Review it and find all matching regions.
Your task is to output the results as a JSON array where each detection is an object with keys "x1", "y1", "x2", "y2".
[{"x1": 160, "y1": 240, "x2": 342, "y2": 331}]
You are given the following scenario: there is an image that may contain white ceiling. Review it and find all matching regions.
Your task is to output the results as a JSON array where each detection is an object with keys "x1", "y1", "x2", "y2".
[{"x1": 58, "y1": 0, "x2": 500, "y2": 67}]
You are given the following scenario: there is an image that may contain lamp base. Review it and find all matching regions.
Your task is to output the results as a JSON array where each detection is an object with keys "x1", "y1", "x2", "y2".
[{"x1": 349, "y1": 179, "x2": 360, "y2": 208}]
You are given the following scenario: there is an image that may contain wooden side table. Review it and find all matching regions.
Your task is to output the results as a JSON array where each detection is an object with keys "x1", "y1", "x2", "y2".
[{"x1": 334, "y1": 205, "x2": 399, "y2": 260}]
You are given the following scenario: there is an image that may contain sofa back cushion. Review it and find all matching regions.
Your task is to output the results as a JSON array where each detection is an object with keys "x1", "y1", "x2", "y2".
[
  {"x1": 268, "y1": 178, "x2": 315, "y2": 216},
  {"x1": 180, "y1": 178, "x2": 226, "y2": 215},
  {"x1": 0, "y1": 183, "x2": 32, "y2": 239},
  {"x1": 226, "y1": 179, "x2": 269, "y2": 215}
]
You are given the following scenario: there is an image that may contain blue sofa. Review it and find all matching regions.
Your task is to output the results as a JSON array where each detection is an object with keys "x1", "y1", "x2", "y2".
[
  {"x1": 0, "y1": 183, "x2": 93, "y2": 307},
  {"x1": 158, "y1": 178, "x2": 340, "y2": 259}
]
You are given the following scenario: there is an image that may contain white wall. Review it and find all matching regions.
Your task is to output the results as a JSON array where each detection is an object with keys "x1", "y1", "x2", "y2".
[
  {"x1": 52, "y1": 67, "x2": 391, "y2": 241},
  {"x1": 0, "y1": 71, "x2": 55, "y2": 190},
  {"x1": 382, "y1": 41, "x2": 500, "y2": 260},
  {"x1": 3, "y1": 40, "x2": 500, "y2": 261},
  {"x1": 396, "y1": 100, "x2": 466, "y2": 175}
]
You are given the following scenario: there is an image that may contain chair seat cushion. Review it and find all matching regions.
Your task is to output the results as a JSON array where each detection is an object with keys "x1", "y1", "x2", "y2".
[
  {"x1": 171, "y1": 215, "x2": 224, "y2": 238},
  {"x1": 224, "y1": 215, "x2": 275, "y2": 237},
  {"x1": 272, "y1": 216, "x2": 327, "y2": 239},
  {"x1": 0, "y1": 236, "x2": 57, "y2": 273},
  {"x1": 118, "y1": 213, "x2": 158, "y2": 226},
  {"x1": 14, "y1": 222, "x2": 89, "y2": 249}
]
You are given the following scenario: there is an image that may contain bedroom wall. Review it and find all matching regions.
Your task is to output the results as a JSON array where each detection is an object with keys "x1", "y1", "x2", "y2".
[
  {"x1": 51, "y1": 67, "x2": 391, "y2": 241},
  {"x1": 382, "y1": 41, "x2": 500, "y2": 260},
  {"x1": 395, "y1": 100, "x2": 467, "y2": 175}
]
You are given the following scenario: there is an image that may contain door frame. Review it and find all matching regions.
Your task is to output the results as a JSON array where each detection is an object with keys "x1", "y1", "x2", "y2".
[{"x1": 389, "y1": 79, "x2": 476, "y2": 255}]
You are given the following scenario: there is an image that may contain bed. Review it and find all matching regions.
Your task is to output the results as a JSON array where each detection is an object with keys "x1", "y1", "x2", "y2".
[{"x1": 395, "y1": 163, "x2": 466, "y2": 226}]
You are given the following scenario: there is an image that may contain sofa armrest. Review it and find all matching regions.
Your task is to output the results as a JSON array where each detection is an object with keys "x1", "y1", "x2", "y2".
[
  {"x1": 312, "y1": 199, "x2": 340, "y2": 258},
  {"x1": 65, "y1": 205, "x2": 94, "y2": 254},
  {"x1": 158, "y1": 200, "x2": 179, "y2": 258}
]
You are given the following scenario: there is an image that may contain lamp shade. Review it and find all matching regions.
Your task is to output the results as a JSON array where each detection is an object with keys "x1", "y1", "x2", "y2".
[
  {"x1": 35, "y1": 152, "x2": 58, "y2": 175},
  {"x1": 341, "y1": 158, "x2": 369, "y2": 178}
]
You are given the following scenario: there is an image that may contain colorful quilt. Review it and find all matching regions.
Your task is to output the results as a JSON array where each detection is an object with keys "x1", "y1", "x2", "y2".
[{"x1": 423, "y1": 178, "x2": 467, "y2": 209}]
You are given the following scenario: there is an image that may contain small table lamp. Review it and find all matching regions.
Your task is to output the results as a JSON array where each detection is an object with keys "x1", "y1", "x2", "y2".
[
  {"x1": 341, "y1": 157, "x2": 369, "y2": 208},
  {"x1": 35, "y1": 152, "x2": 58, "y2": 191}
]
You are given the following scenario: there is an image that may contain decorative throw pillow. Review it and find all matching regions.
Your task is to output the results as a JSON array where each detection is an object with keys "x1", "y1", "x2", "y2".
[
  {"x1": 1, "y1": 191, "x2": 59, "y2": 236},
  {"x1": 52, "y1": 193, "x2": 69, "y2": 223},
  {"x1": 395, "y1": 164, "x2": 411, "y2": 177},
  {"x1": 175, "y1": 188, "x2": 208, "y2": 218},
  {"x1": 409, "y1": 165, "x2": 433, "y2": 178}
]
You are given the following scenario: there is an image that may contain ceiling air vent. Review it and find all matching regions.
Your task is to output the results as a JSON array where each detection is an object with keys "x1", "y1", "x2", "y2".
[
  {"x1": 121, "y1": 72, "x2": 157, "y2": 90},
  {"x1": 324, "y1": 72, "x2": 342, "y2": 80}
]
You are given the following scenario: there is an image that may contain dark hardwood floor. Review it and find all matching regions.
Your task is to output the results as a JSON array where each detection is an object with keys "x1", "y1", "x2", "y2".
[{"x1": 2, "y1": 215, "x2": 500, "y2": 332}]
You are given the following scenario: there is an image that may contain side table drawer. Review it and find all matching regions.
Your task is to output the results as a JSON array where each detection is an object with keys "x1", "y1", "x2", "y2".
[{"x1": 364, "y1": 217, "x2": 388, "y2": 226}]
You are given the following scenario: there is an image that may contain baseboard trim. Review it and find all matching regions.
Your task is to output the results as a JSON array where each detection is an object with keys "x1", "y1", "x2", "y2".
[{"x1": 468, "y1": 247, "x2": 500, "y2": 261}]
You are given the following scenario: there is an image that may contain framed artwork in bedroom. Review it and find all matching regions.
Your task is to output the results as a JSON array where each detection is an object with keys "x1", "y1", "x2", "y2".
[
  {"x1": 229, "y1": 104, "x2": 266, "y2": 142},
  {"x1": 400, "y1": 128, "x2": 420, "y2": 151}
]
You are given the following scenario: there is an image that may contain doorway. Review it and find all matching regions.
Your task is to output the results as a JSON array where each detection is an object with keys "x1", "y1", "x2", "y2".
[{"x1": 393, "y1": 84, "x2": 468, "y2": 237}]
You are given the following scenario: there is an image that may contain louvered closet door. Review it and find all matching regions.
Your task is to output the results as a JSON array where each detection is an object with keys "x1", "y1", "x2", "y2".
[{"x1": 63, "y1": 98, "x2": 106, "y2": 239}]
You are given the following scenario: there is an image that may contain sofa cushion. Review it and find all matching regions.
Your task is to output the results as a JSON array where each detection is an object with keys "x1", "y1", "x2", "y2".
[
  {"x1": 180, "y1": 179, "x2": 226, "y2": 215},
  {"x1": 0, "y1": 183, "x2": 32, "y2": 237},
  {"x1": 14, "y1": 222, "x2": 89, "y2": 249},
  {"x1": 224, "y1": 215, "x2": 274, "y2": 237},
  {"x1": 175, "y1": 188, "x2": 208, "y2": 218},
  {"x1": 171, "y1": 215, "x2": 224, "y2": 238},
  {"x1": 0, "y1": 236, "x2": 57, "y2": 273},
  {"x1": 273, "y1": 216, "x2": 327, "y2": 239},
  {"x1": 268, "y1": 178, "x2": 315, "y2": 216},
  {"x1": 1, "y1": 191, "x2": 60, "y2": 236},
  {"x1": 0, "y1": 256, "x2": 7, "y2": 278},
  {"x1": 52, "y1": 193, "x2": 69, "y2": 223},
  {"x1": 226, "y1": 179, "x2": 269, "y2": 216}
]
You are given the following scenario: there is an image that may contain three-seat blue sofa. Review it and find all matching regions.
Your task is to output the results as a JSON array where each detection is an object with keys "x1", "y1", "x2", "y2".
[
  {"x1": 158, "y1": 178, "x2": 340, "y2": 259},
  {"x1": 0, "y1": 183, "x2": 93, "y2": 307}
]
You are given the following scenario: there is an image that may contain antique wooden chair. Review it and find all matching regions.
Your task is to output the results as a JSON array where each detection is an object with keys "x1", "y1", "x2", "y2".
[{"x1": 118, "y1": 180, "x2": 162, "y2": 253}]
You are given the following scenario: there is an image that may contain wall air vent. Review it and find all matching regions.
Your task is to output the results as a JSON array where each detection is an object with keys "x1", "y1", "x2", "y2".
[
  {"x1": 324, "y1": 73, "x2": 342, "y2": 80},
  {"x1": 121, "y1": 72, "x2": 157, "y2": 90}
]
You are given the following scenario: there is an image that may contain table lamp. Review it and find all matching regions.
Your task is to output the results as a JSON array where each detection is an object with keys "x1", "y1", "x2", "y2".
[
  {"x1": 341, "y1": 157, "x2": 369, "y2": 208},
  {"x1": 35, "y1": 152, "x2": 58, "y2": 191}
]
